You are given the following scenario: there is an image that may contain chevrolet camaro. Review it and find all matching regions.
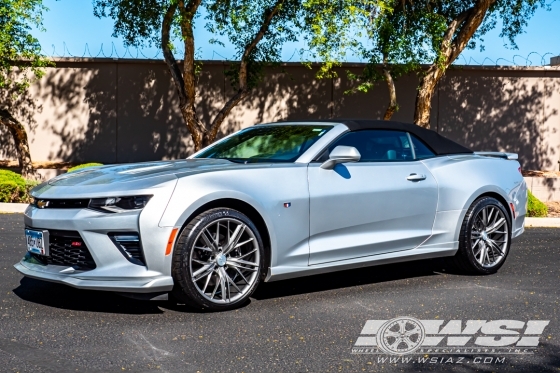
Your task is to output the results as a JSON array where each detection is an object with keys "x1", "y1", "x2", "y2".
[{"x1": 15, "y1": 120, "x2": 527, "y2": 311}]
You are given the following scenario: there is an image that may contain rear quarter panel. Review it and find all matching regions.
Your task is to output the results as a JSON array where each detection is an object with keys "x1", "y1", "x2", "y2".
[{"x1": 420, "y1": 155, "x2": 526, "y2": 248}]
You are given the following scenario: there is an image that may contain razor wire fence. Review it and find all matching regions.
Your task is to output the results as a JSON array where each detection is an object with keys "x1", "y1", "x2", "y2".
[
  {"x1": 454, "y1": 52, "x2": 560, "y2": 67},
  {"x1": 44, "y1": 42, "x2": 560, "y2": 67}
]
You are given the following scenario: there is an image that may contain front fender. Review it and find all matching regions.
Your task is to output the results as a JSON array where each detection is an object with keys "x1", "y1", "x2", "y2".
[{"x1": 158, "y1": 165, "x2": 310, "y2": 269}]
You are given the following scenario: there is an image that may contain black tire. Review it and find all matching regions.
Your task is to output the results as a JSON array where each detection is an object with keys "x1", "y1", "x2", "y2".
[
  {"x1": 449, "y1": 197, "x2": 512, "y2": 275},
  {"x1": 171, "y1": 208, "x2": 265, "y2": 311}
]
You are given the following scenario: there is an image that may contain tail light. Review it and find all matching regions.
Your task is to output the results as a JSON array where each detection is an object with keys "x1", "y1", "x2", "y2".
[{"x1": 510, "y1": 202, "x2": 517, "y2": 218}]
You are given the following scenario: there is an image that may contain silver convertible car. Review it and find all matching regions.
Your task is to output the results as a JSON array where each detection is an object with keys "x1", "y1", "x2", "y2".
[{"x1": 15, "y1": 120, "x2": 527, "y2": 311}]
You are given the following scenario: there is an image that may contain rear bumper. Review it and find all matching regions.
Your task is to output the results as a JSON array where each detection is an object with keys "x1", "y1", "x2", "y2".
[{"x1": 14, "y1": 261, "x2": 174, "y2": 293}]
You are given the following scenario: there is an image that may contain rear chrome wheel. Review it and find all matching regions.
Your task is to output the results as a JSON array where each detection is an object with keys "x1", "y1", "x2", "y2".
[
  {"x1": 451, "y1": 197, "x2": 512, "y2": 274},
  {"x1": 172, "y1": 208, "x2": 264, "y2": 311},
  {"x1": 470, "y1": 205, "x2": 509, "y2": 268}
]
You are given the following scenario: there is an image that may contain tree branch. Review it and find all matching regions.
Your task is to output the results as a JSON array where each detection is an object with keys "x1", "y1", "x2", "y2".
[
  {"x1": 414, "y1": 0, "x2": 496, "y2": 128},
  {"x1": 175, "y1": 0, "x2": 206, "y2": 149},
  {"x1": 382, "y1": 60, "x2": 397, "y2": 120},
  {"x1": 448, "y1": 0, "x2": 496, "y2": 63},
  {"x1": 238, "y1": 0, "x2": 284, "y2": 91},
  {"x1": 177, "y1": 0, "x2": 202, "y2": 103},
  {"x1": 161, "y1": 3, "x2": 186, "y2": 106},
  {"x1": 207, "y1": 91, "x2": 251, "y2": 144},
  {"x1": 207, "y1": 0, "x2": 284, "y2": 142}
]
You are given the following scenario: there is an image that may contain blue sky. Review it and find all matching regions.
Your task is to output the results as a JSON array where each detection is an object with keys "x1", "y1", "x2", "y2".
[{"x1": 37, "y1": 0, "x2": 560, "y2": 66}]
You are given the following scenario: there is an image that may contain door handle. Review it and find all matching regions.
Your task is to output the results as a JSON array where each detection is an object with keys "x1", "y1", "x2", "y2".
[{"x1": 407, "y1": 173, "x2": 426, "y2": 181}]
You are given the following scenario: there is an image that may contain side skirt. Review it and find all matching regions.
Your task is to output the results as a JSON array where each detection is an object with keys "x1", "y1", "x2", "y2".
[{"x1": 264, "y1": 242, "x2": 458, "y2": 282}]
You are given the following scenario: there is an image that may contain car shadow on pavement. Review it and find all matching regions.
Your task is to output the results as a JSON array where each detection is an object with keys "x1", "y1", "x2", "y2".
[
  {"x1": 12, "y1": 258, "x2": 460, "y2": 314},
  {"x1": 12, "y1": 277, "x2": 165, "y2": 314},
  {"x1": 252, "y1": 258, "x2": 451, "y2": 300}
]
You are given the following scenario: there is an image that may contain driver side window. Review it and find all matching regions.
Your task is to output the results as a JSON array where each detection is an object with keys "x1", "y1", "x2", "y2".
[{"x1": 325, "y1": 130, "x2": 415, "y2": 162}]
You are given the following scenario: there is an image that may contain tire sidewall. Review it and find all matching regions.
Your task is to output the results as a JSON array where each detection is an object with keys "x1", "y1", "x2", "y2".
[
  {"x1": 172, "y1": 208, "x2": 265, "y2": 311},
  {"x1": 461, "y1": 197, "x2": 512, "y2": 274}
]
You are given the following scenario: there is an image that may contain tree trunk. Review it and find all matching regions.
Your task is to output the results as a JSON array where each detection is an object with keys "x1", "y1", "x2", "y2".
[
  {"x1": 414, "y1": 65, "x2": 443, "y2": 127},
  {"x1": 413, "y1": 0, "x2": 495, "y2": 128},
  {"x1": 204, "y1": 89, "x2": 250, "y2": 147},
  {"x1": 0, "y1": 108, "x2": 37, "y2": 179},
  {"x1": 382, "y1": 63, "x2": 397, "y2": 120},
  {"x1": 179, "y1": 0, "x2": 206, "y2": 151},
  {"x1": 162, "y1": 1, "x2": 206, "y2": 152},
  {"x1": 162, "y1": 0, "x2": 283, "y2": 151}
]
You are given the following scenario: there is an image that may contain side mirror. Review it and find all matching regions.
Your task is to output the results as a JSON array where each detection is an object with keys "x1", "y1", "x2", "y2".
[{"x1": 320, "y1": 146, "x2": 361, "y2": 169}]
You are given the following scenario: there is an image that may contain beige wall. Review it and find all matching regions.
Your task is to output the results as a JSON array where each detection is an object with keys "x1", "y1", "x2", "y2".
[{"x1": 1, "y1": 59, "x2": 559, "y2": 170}]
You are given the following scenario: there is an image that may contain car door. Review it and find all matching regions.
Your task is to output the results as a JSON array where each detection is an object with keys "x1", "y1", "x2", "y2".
[{"x1": 308, "y1": 130, "x2": 438, "y2": 265}]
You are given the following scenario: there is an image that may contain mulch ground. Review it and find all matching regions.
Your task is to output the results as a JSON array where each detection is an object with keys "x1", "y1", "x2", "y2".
[
  {"x1": 545, "y1": 201, "x2": 560, "y2": 217},
  {"x1": 523, "y1": 170, "x2": 560, "y2": 177}
]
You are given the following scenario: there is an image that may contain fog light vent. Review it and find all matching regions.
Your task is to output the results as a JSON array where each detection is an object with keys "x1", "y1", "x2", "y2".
[{"x1": 109, "y1": 233, "x2": 146, "y2": 266}]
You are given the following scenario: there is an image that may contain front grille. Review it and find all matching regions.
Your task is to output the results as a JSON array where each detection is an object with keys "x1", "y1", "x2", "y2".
[
  {"x1": 32, "y1": 198, "x2": 90, "y2": 209},
  {"x1": 109, "y1": 233, "x2": 146, "y2": 266},
  {"x1": 43, "y1": 230, "x2": 96, "y2": 270}
]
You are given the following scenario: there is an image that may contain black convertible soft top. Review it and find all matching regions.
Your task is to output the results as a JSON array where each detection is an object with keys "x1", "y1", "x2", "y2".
[{"x1": 319, "y1": 119, "x2": 473, "y2": 156}]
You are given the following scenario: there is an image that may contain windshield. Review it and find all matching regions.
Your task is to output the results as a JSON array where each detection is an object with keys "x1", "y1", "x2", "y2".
[{"x1": 194, "y1": 125, "x2": 333, "y2": 163}]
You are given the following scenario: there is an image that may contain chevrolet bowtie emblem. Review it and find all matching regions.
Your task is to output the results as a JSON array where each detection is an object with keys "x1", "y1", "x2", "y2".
[{"x1": 37, "y1": 200, "x2": 49, "y2": 209}]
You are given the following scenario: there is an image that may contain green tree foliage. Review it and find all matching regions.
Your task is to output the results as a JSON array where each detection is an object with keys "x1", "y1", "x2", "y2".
[
  {"x1": 94, "y1": 0, "x2": 303, "y2": 151},
  {"x1": 412, "y1": 0, "x2": 548, "y2": 127},
  {"x1": 0, "y1": 0, "x2": 51, "y2": 178},
  {"x1": 301, "y1": 0, "x2": 385, "y2": 79},
  {"x1": 304, "y1": 0, "x2": 548, "y2": 126},
  {"x1": 348, "y1": 0, "x2": 446, "y2": 120},
  {"x1": 207, "y1": 0, "x2": 300, "y2": 89}
]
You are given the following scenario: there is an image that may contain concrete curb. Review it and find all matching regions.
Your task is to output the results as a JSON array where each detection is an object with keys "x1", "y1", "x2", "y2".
[
  {"x1": 0, "y1": 203, "x2": 28, "y2": 213},
  {"x1": 524, "y1": 217, "x2": 560, "y2": 228}
]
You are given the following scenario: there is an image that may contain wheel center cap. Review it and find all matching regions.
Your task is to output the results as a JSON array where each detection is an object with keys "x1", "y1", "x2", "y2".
[
  {"x1": 481, "y1": 231, "x2": 489, "y2": 241},
  {"x1": 216, "y1": 254, "x2": 227, "y2": 267}
]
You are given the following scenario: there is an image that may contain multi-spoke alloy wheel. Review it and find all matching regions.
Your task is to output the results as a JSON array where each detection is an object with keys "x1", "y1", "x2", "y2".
[
  {"x1": 451, "y1": 197, "x2": 512, "y2": 274},
  {"x1": 470, "y1": 205, "x2": 509, "y2": 268},
  {"x1": 172, "y1": 208, "x2": 264, "y2": 311}
]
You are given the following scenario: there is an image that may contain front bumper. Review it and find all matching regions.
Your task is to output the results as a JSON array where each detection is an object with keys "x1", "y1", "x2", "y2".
[
  {"x1": 14, "y1": 260, "x2": 173, "y2": 293},
  {"x1": 15, "y1": 191, "x2": 178, "y2": 293}
]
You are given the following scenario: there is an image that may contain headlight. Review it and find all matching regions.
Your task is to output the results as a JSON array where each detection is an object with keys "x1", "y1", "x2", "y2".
[{"x1": 88, "y1": 195, "x2": 152, "y2": 213}]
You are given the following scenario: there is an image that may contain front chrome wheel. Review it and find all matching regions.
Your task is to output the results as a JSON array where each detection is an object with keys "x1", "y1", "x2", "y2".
[
  {"x1": 470, "y1": 205, "x2": 509, "y2": 268},
  {"x1": 172, "y1": 208, "x2": 264, "y2": 311},
  {"x1": 189, "y1": 218, "x2": 260, "y2": 304}
]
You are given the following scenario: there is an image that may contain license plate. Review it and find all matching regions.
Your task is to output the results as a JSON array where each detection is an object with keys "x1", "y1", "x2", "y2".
[{"x1": 25, "y1": 229, "x2": 49, "y2": 256}]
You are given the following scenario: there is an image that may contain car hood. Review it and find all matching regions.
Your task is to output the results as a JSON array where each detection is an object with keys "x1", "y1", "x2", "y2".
[
  {"x1": 48, "y1": 159, "x2": 240, "y2": 186},
  {"x1": 31, "y1": 159, "x2": 262, "y2": 198}
]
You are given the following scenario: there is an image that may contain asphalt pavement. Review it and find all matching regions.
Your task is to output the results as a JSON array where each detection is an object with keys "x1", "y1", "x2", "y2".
[{"x1": 0, "y1": 213, "x2": 558, "y2": 373}]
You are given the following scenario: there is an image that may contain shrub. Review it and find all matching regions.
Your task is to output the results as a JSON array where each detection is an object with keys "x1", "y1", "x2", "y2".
[
  {"x1": 0, "y1": 170, "x2": 28, "y2": 203},
  {"x1": 67, "y1": 163, "x2": 103, "y2": 173},
  {"x1": 0, "y1": 169, "x2": 26, "y2": 186},
  {"x1": 527, "y1": 190, "x2": 548, "y2": 217}
]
